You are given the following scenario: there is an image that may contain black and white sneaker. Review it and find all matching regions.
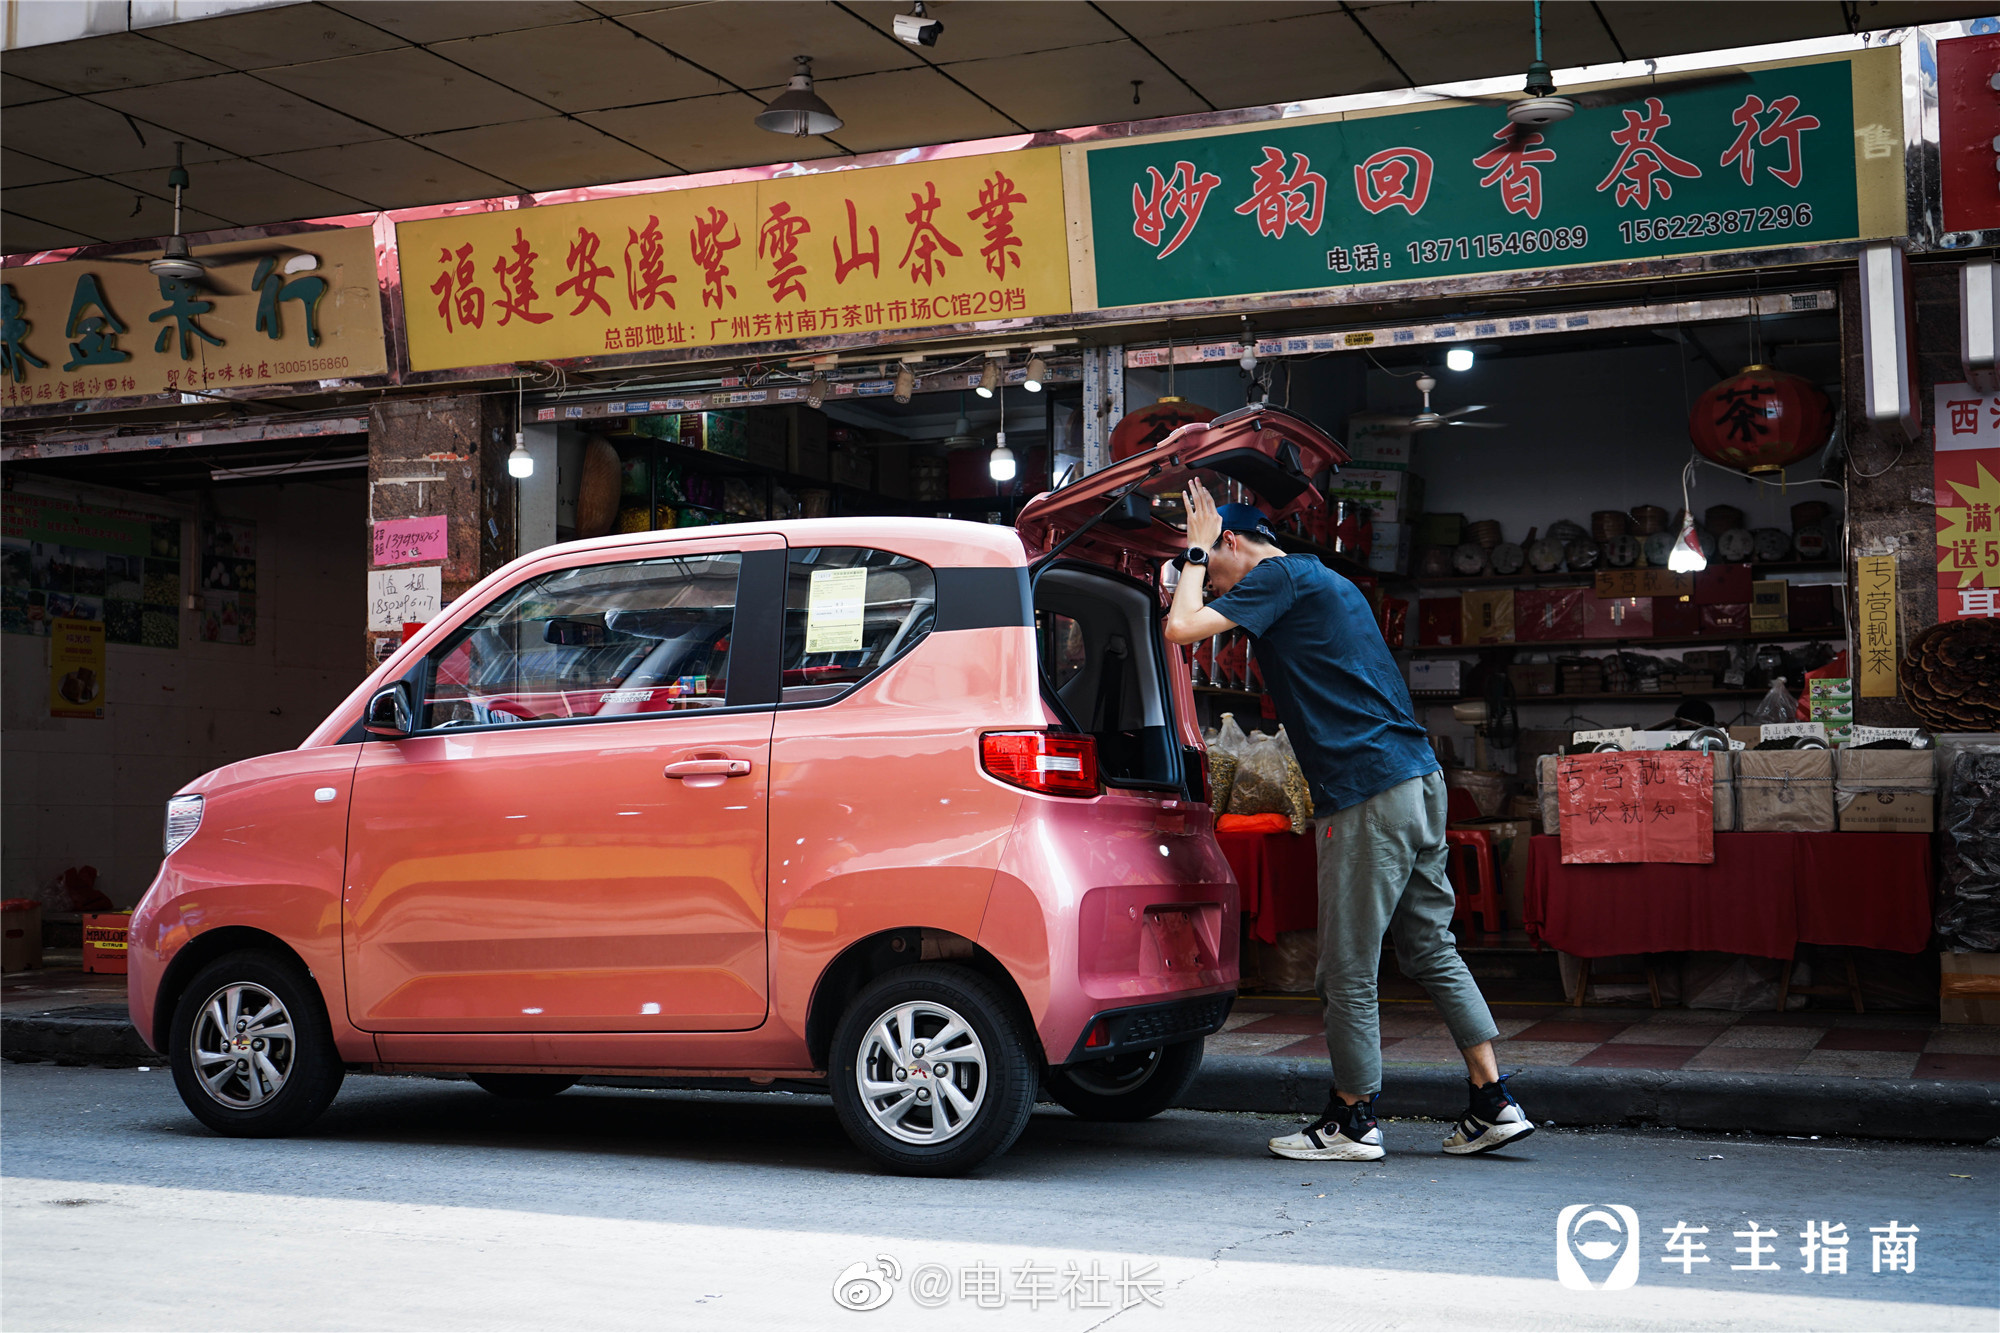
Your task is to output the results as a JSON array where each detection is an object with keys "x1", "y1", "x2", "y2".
[
  {"x1": 1268, "y1": 1093, "x2": 1385, "y2": 1161},
  {"x1": 1442, "y1": 1074, "x2": 1535, "y2": 1155}
]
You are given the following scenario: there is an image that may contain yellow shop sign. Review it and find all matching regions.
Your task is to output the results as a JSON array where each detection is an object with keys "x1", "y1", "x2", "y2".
[
  {"x1": 397, "y1": 149, "x2": 1071, "y2": 372},
  {"x1": 0, "y1": 226, "x2": 387, "y2": 408}
]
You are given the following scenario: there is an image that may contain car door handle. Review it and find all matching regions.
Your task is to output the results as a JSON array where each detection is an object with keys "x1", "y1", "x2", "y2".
[{"x1": 664, "y1": 758, "x2": 752, "y2": 779}]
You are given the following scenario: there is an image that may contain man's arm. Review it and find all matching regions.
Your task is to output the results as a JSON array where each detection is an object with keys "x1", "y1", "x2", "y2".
[{"x1": 1164, "y1": 478, "x2": 1239, "y2": 645}]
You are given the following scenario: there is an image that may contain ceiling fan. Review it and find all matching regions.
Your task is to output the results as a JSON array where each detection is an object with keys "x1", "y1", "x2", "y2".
[
  {"x1": 1429, "y1": 0, "x2": 1749, "y2": 129},
  {"x1": 1378, "y1": 374, "x2": 1507, "y2": 433},
  {"x1": 99, "y1": 143, "x2": 312, "y2": 287}
]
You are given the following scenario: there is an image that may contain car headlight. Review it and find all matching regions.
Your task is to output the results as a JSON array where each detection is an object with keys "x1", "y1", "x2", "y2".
[{"x1": 164, "y1": 795, "x2": 203, "y2": 856}]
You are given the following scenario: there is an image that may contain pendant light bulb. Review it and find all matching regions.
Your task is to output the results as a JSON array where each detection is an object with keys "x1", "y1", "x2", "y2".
[
  {"x1": 507, "y1": 432, "x2": 534, "y2": 479},
  {"x1": 988, "y1": 430, "x2": 1016, "y2": 482},
  {"x1": 1668, "y1": 513, "x2": 1707, "y2": 573},
  {"x1": 1445, "y1": 346, "x2": 1475, "y2": 372}
]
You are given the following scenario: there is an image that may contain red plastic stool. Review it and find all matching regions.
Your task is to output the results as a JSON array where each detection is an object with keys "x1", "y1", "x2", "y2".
[{"x1": 1444, "y1": 830, "x2": 1504, "y2": 938}]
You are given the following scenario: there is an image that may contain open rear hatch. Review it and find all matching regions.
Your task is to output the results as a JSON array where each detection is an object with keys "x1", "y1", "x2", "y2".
[{"x1": 1016, "y1": 403, "x2": 1351, "y2": 577}]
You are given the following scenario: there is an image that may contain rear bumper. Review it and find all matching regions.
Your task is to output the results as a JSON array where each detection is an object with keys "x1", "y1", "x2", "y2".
[{"x1": 1056, "y1": 990, "x2": 1235, "y2": 1065}]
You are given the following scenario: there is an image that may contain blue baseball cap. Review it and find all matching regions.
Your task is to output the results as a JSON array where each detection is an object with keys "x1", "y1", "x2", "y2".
[{"x1": 1215, "y1": 502, "x2": 1279, "y2": 542}]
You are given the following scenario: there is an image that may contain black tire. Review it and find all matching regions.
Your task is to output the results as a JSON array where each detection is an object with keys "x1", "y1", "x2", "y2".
[
  {"x1": 1044, "y1": 1038, "x2": 1205, "y2": 1122},
  {"x1": 168, "y1": 949, "x2": 344, "y2": 1138},
  {"x1": 470, "y1": 1074, "x2": 577, "y2": 1099},
  {"x1": 828, "y1": 964, "x2": 1038, "y2": 1177}
]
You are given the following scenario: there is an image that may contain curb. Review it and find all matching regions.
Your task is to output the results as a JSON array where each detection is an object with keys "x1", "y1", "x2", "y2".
[
  {"x1": 8, "y1": 1009, "x2": 1997, "y2": 1145},
  {"x1": 3, "y1": 1006, "x2": 156, "y2": 1065},
  {"x1": 1186, "y1": 1054, "x2": 2000, "y2": 1145}
]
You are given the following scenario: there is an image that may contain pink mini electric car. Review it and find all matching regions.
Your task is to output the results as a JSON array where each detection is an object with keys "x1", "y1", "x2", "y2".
[{"x1": 130, "y1": 403, "x2": 1348, "y2": 1174}]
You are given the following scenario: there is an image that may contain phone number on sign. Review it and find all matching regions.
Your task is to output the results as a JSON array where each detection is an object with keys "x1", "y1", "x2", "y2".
[
  {"x1": 1405, "y1": 227, "x2": 1591, "y2": 265},
  {"x1": 1618, "y1": 203, "x2": 1816, "y2": 244}
]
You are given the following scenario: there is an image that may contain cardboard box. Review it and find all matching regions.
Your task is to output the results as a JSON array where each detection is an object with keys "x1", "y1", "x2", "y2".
[
  {"x1": 1418, "y1": 513, "x2": 1464, "y2": 548},
  {"x1": 1539, "y1": 752, "x2": 1735, "y2": 831},
  {"x1": 829, "y1": 444, "x2": 873, "y2": 490},
  {"x1": 1579, "y1": 595, "x2": 1652, "y2": 640},
  {"x1": 1418, "y1": 597, "x2": 1463, "y2": 646},
  {"x1": 1701, "y1": 603, "x2": 1750, "y2": 635},
  {"x1": 1728, "y1": 726, "x2": 1764, "y2": 747},
  {"x1": 1, "y1": 899, "x2": 41, "y2": 972},
  {"x1": 1324, "y1": 467, "x2": 1426, "y2": 523},
  {"x1": 1362, "y1": 522, "x2": 1412, "y2": 574},
  {"x1": 1517, "y1": 587, "x2": 1589, "y2": 641},
  {"x1": 1736, "y1": 749, "x2": 1835, "y2": 832},
  {"x1": 1449, "y1": 816, "x2": 1532, "y2": 931},
  {"x1": 1751, "y1": 579, "x2": 1789, "y2": 633},
  {"x1": 1694, "y1": 563, "x2": 1753, "y2": 605},
  {"x1": 82, "y1": 911, "x2": 130, "y2": 975},
  {"x1": 1341, "y1": 417, "x2": 1418, "y2": 470},
  {"x1": 1462, "y1": 589, "x2": 1515, "y2": 644},
  {"x1": 1653, "y1": 595, "x2": 1700, "y2": 637},
  {"x1": 1507, "y1": 663, "x2": 1558, "y2": 696},
  {"x1": 1941, "y1": 952, "x2": 2000, "y2": 1025},
  {"x1": 1836, "y1": 748, "x2": 1935, "y2": 832},
  {"x1": 1408, "y1": 658, "x2": 1462, "y2": 695}
]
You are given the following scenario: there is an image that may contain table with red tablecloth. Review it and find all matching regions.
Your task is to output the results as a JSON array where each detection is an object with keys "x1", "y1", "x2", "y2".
[
  {"x1": 1523, "y1": 831, "x2": 1933, "y2": 959},
  {"x1": 1217, "y1": 828, "x2": 1319, "y2": 943}
]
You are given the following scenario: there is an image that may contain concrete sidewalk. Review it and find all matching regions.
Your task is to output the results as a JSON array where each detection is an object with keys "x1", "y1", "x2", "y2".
[{"x1": 8, "y1": 968, "x2": 1997, "y2": 1143}]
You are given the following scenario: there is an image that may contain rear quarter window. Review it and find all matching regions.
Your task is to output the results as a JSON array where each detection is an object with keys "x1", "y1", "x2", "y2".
[{"x1": 781, "y1": 547, "x2": 936, "y2": 704}]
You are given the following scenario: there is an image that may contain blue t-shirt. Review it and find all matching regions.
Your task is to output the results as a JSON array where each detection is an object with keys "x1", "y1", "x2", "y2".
[{"x1": 1208, "y1": 554, "x2": 1438, "y2": 812}]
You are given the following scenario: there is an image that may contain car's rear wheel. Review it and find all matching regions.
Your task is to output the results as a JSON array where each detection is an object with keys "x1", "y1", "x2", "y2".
[
  {"x1": 470, "y1": 1074, "x2": 578, "y2": 1098},
  {"x1": 168, "y1": 950, "x2": 344, "y2": 1137},
  {"x1": 1044, "y1": 1038, "x2": 1204, "y2": 1121},
  {"x1": 828, "y1": 965, "x2": 1037, "y2": 1177}
]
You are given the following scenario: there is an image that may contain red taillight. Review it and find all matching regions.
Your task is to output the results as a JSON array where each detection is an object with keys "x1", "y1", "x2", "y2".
[
  {"x1": 1085, "y1": 1020, "x2": 1110, "y2": 1049},
  {"x1": 981, "y1": 731, "x2": 1100, "y2": 798}
]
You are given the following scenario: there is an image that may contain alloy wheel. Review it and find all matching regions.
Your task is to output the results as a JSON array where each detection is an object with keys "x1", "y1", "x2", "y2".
[
  {"x1": 855, "y1": 1000, "x2": 988, "y2": 1145},
  {"x1": 188, "y1": 981, "x2": 296, "y2": 1109}
]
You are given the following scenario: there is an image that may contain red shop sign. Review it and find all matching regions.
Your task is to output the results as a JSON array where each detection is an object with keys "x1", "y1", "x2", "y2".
[
  {"x1": 1556, "y1": 752, "x2": 1715, "y2": 865},
  {"x1": 1938, "y1": 32, "x2": 2000, "y2": 235}
]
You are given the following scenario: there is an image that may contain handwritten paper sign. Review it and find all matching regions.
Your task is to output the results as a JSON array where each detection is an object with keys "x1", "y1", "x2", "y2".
[
  {"x1": 1759, "y1": 721, "x2": 1827, "y2": 742},
  {"x1": 1557, "y1": 752, "x2": 1715, "y2": 864},
  {"x1": 1847, "y1": 725, "x2": 1925, "y2": 747},
  {"x1": 373, "y1": 516, "x2": 447, "y2": 568},
  {"x1": 367, "y1": 566, "x2": 441, "y2": 632},
  {"x1": 1571, "y1": 727, "x2": 1635, "y2": 749}
]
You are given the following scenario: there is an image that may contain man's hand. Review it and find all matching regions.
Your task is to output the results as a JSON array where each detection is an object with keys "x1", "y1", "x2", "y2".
[{"x1": 1184, "y1": 477, "x2": 1222, "y2": 553}]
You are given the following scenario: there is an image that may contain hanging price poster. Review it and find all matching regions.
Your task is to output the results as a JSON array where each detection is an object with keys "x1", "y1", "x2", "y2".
[
  {"x1": 397, "y1": 149, "x2": 1070, "y2": 372},
  {"x1": 1077, "y1": 48, "x2": 1900, "y2": 311},
  {"x1": 1556, "y1": 752, "x2": 1714, "y2": 865},
  {"x1": 1934, "y1": 382, "x2": 2000, "y2": 622}
]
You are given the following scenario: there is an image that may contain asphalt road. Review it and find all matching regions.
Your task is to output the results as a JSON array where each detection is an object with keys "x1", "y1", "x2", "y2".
[{"x1": 2, "y1": 1063, "x2": 1993, "y2": 1331}]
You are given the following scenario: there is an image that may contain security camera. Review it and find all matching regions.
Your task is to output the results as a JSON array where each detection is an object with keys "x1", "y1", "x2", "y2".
[{"x1": 894, "y1": 3, "x2": 942, "y2": 46}]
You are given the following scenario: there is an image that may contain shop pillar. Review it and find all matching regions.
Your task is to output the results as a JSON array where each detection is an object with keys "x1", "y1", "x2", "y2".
[
  {"x1": 364, "y1": 394, "x2": 516, "y2": 670},
  {"x1": 1839, "y1": 261, "x2": 1963, "y2": 729}
]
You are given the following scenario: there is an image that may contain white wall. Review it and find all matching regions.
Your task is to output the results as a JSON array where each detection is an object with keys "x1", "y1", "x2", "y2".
[{"x1": 3, "y1": 476, "x2": 366, "y2": 908}]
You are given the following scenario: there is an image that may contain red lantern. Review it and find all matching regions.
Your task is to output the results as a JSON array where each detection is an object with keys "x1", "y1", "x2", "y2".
[
  {"x1": 1688, "y1": 365, "x2": 1834, "y2": 474},
  {"x1": 1109, "y1": 396, "x2": 1217, "y2": 462}
]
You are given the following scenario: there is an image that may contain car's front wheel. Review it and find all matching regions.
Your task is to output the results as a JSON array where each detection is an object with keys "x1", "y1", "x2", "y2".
[
  {"x1": 168, "y1": 950, "x2": 344, "y2": 1137},
  {"x1": 828, "y1": 965, "x2": 1038, "y2": 1176},
  {"x1": 1044, "y1": 1038, "x2": 1205, "y2": 1121}
]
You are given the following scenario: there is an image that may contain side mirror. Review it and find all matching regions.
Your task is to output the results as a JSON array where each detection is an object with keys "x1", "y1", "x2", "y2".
[{"x1": 364, "y1": 682, "x2": 413, "y2": 738}]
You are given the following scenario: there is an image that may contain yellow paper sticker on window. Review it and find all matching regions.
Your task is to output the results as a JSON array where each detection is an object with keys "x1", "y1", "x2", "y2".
[{"x1": 805, "y1": 567, "x2": 867, "y2": 654}]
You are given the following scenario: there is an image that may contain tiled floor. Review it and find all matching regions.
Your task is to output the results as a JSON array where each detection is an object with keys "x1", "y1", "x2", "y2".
[{"x1": 1212, "y1": 998, "x2": 2000, "y2": 1081}]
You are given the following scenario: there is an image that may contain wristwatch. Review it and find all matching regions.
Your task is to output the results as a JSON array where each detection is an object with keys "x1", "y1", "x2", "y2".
[{"x1": 1183, "y1": 546, "x2": 1209, "y2": 567}]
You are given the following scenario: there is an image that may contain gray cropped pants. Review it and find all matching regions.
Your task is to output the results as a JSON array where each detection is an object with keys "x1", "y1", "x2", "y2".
[{"x1": 1313, "y1": 770, "x2": 1499, "y2": 1096}]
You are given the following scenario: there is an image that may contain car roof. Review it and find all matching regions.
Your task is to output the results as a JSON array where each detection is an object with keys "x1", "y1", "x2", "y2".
[{"x1": 545, "y1": 515, "x2": 1029, "y2": 569}]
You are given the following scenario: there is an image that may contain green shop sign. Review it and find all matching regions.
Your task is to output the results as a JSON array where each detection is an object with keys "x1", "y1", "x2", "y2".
[{"x1": 1079, "y1": 50, "x2": 1903, "y2": 311}]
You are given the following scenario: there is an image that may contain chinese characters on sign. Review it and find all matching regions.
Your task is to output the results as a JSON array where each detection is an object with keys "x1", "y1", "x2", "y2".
[
  {"x1": 1085, "y1": 51, "x2": 1895, "y2": 309},
  {"x1": 1856, "y1": 554, "x2": 1898, "y2": 696},
  {"x1": 1556, "y1": 751, "x2": 1715, "y2": 865},
  {"x1": 1932, "y1": 382, "x2": 2000, "y2": 622},
  {"x1": 0, "y1": 227, "x2": 386, "y2": 408},
  {"x1": 397, "y1": 149, "x2": 1070, "y2": 373}
]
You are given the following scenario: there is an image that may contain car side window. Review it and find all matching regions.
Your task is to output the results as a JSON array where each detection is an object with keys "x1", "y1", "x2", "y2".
[
  {"x1": 423, "y1": 553, "x2": 742, "y2": 729},
  {"x1": 781, "y1": 547, "x2": 935, "y2": 704}
]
